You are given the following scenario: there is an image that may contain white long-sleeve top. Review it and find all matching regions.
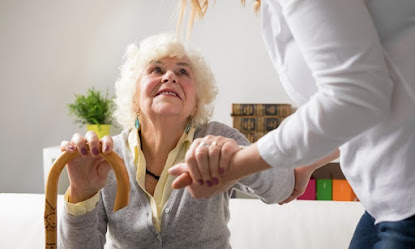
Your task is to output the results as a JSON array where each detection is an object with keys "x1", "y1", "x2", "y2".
[{"x1": 257, "y1": 0, "x2": 415, "y2": 224}]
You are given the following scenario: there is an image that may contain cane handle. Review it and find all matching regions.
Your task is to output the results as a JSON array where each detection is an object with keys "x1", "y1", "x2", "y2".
[{"x1": 44, "y1": 150, "x2": 130, "y2": 249}]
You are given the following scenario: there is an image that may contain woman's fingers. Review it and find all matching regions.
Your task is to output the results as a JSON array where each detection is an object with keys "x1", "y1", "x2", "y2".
[
  {"x1": 171, "y1": 171, "x2": 193, "y2": 189},
  {"x1": 176, "y1": 136, "x2": 241, "y2": 188},
  {"x1": 168, "y1": 136, "x2": 242, "y2": 191},
  {"x1": 208, "y1": 140, "x2": 222, "y2": 185},
  {"x1": 168, "y1": 163, "x2": 189, "y2": 176},
  {"x1": 70, "y1": 131, "x2": 111, "y2": 157},
  {"x1": 101, "y1": 135, "x2": 113, "y2": 154},
  {"x1": 219, "y1": 139, "x2": 239, "y2": 176},
  {"x1": 60, "y1": 140, "x2": 75, "y2": 152},
  {"x1": 186, "y1": 138, "x2": 204, "y2": 185},
  {"x1": 85, "y1": 131, "x2": 101, "y2": 157},
  {"x1": 279, "y1": 166, "x2": 313, "y2": 205},
  {"x1": 195, "y1": 140, "x2": 212, "y2": 186},
  {"x1": 168, "y1": 137, "x2": 242, "y2": 197},
  {"x1": 72, "y1": 133, "x2": 88, "y2": 157}
]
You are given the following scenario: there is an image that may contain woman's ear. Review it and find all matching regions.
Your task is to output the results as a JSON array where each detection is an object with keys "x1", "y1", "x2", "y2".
[
  {"x1": 132, "y1": 97, "x2": 139, "y2": 114},
  {"x1": 191, "y1": 105, "x2": 198, "y2": 117},
  {"x1": 132, "y1": 78, "x2": 141, "y2": 113}
]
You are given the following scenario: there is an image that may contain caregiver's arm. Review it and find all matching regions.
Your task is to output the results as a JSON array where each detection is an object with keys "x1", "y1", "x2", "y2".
[
  {"x1": 258, "y1": 0, "x2": 393, "y2": 169},
  {"x1": 172, "y1": 0, "x2": 392, "y2": 193},
  {"x1": 218, "y1": 147, "x2": 339, "y2": 202}
]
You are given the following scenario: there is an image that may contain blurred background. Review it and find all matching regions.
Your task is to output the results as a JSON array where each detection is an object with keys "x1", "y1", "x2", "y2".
[{"x1": 0, "y1": 0, "x2": 292, "y2": 193}]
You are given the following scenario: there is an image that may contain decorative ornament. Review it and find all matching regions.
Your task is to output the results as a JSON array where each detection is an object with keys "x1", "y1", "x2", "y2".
[{"x1": 135, "y1": 113, "x2": 140, "y2": 130}]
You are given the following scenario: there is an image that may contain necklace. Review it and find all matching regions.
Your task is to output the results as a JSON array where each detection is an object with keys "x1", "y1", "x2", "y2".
[
  {"x1": 146, "y1": 169, "x2": 161, "y2": 180},
  {"x1": 139, "y1": 130, "x2": 161, "y2": 181}
]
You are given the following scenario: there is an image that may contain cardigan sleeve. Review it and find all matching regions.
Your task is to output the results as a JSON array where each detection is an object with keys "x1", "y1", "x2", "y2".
[{"x1": 58, "y1": 192, "x2": 108, "y2": 249}]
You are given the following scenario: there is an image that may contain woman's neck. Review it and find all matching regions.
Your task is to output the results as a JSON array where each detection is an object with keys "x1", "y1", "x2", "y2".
[{"x1": 139, "y1": 117, "x2": 187, "y2": 162}]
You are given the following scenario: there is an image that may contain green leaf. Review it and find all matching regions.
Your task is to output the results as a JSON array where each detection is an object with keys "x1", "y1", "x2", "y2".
[{"x1": 67, "y1": 87, "x2": 114, "y2": 127}]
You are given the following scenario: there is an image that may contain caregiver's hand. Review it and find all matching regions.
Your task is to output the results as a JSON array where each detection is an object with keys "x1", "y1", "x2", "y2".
[
  {"x1": 279, "y1": 149, "x2": 340, "y2": 204},
  {"x1": 60, "y1": 131, "x2": 113, "y2": 203},
  {"x1": 278, "y1": 166, "x2": 315, "y2": 204},
  {"x1": 172, "y1": 135, "x2": 241, "y2": 188}
]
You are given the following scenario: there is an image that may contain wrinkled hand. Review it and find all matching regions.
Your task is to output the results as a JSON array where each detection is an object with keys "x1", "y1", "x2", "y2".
[
  {"x1": 279, "y1": 166, "x2": 314, "y2": 204},
  {"x1": 169, "y1": 163, "x2": 237, "y2": 199},
  {"x1": 168, "y1": 135, "x2": 241, "y2": 198},
  {"x1": 60, "y1": 131, "x2": 113, "y2": 203},
  {"x1": 181, "y1": 135, "x2": 240, "y2": 186}
]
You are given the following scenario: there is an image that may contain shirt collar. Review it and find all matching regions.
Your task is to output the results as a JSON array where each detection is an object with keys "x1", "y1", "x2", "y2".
[{"x1": 127, "y1": 125, "x2": 196, "y2": 164}]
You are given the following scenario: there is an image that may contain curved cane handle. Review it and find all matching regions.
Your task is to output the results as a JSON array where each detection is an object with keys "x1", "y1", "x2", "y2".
[{"x1": 44, "y1": 150, "x2": 130, "y2": 249}]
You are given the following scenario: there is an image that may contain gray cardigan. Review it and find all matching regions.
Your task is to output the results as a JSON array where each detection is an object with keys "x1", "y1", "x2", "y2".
[{"x1": 59, "y1": 121, "x2": 294, "y2": 249}]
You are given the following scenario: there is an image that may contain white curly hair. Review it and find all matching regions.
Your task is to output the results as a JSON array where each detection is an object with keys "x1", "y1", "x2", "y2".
[{"x1": 113, "y1": 33, "x2": 218, "y2": 130}]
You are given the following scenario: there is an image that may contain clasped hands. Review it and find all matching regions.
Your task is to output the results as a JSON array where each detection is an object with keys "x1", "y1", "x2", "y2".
[
  {"x1": 169, "y1": 135, "x2": 243, "y2": 199},
  {"x1": 169, "y1": 135, "x2": 316, "y2": 203}
]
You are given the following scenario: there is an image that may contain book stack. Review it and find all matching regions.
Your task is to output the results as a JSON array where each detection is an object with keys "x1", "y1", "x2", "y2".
[{"x1": 231, "y1": 103, "x2": 293, "y2": 143}]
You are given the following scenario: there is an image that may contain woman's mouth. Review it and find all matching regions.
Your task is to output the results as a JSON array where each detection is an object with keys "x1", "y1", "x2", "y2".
[{"x1": 156, "y1": 90, "x2": 181, "y2": 99}]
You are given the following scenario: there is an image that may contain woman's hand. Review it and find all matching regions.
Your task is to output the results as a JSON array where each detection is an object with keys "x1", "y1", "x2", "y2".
[
  {"x1": 174, "y1": 172, "x2": 238, "y2": 199},
  {"x1": 60, "y1": 131, "x2": 113, "y2": 203},
  {"x1": 279, "y1": 149, "x2": 340, "y2": 204},
  {"x1": 278, "y1": 166, "x2": 314, "y2": 204},
  {"x1": 175, "y1": 135, "x2": 241, "y2": 187}
]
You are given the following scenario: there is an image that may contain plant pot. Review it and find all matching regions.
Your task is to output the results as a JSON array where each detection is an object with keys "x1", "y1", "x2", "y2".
[{"x1": 86, "y1": 124, "x2": 111, "y2": 139}]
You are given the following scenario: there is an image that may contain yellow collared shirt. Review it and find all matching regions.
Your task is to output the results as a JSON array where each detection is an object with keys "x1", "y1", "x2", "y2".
[{"x1": 127, "y1": 126, "x2": 195, "y2": 232}]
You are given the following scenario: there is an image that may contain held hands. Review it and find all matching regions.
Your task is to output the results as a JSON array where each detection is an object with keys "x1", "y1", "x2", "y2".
[
  {"x1": 60, "y1": 131, "x2": 113, "y2": 203},
  {"x1": 168, "y1": 135, "x2": 241, "y2": 198}
]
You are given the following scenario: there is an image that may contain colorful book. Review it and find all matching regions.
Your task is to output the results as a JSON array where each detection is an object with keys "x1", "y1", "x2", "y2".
[
  {"x1": 297, "y1": 178, "x2": 316, "y2": 200},
  {"x1": 332, "y1": 179, "x2": 357, "y2": 201},
  {"x1": 233, "y1": 116, "x2": 284, "y2": 133},
  {"x1": 231, "y1": 103, "x2": 292, "y2": 117},
  {"x1": 316, "y1": 179, "x2": 332, "y2": 200}
]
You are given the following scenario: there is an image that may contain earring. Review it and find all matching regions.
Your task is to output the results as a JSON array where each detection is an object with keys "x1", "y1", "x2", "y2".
[
  {"x1": 135, "y1": 113, "x2": 140, "y2": 130},
  {"x1": 185, "y1": 117, "x2": 192, "y2": 134}
]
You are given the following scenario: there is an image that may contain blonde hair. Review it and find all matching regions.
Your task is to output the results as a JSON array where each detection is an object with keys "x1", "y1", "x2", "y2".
[
  {"x1": 113, "y1": 33, "x2": 218, "y2": 130},
  {"x1": 177, "y1": 0, "x2": 261, "y2": 38}
]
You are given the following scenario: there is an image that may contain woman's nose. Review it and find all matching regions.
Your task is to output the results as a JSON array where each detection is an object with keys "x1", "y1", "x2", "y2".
[{"x1": 161, "y1": 71, "x2": 177, "y2": 84}]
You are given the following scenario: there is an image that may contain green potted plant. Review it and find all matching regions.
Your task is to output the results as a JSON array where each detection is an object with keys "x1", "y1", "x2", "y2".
[{"x1": 68, "y1": 87, "x2": 114, "y2": 138}]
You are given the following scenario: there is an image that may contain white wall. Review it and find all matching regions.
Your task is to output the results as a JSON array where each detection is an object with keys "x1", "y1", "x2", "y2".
[{"x1": 0, "y1": 0, "x2": 293, "y2": 193}]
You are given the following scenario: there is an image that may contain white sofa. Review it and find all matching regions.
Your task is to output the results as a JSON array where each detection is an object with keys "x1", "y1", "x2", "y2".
[{"x1": 0, "y1": 193, "x2": 364, "y2": 249}]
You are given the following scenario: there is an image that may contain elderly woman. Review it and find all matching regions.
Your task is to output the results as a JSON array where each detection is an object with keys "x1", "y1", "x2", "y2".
[{"x1": 58, "y1": 33, "x2": 294, "y2": 249}]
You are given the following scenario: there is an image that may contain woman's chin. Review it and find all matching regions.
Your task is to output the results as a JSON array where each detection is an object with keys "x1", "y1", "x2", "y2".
[{"x1": 151, "y1": 108, "x2": 186, "y2": 119}]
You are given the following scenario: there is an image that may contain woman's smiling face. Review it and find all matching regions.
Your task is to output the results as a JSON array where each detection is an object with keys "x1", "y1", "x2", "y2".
[{"x1": 136, "y1": 56, "x2": 197, "y2": 121}]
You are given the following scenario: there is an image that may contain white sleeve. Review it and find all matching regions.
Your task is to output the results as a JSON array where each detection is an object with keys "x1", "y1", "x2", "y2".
[{"x1": 257, "y1": 0, "x2": 394, "y2": 168}]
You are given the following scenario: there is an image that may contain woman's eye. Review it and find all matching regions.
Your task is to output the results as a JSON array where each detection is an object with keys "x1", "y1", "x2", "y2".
[
  {"x1": 151, "y1": 67, "x2": 163, "y2": 74},
  {"x1": 178, "y1": 68, "x2": 189, "y2": 76}
]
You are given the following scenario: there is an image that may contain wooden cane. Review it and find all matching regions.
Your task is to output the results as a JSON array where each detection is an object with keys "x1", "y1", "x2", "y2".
[{"x1": 44, "y1": 150, "x2": 130, "y2": 249}]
